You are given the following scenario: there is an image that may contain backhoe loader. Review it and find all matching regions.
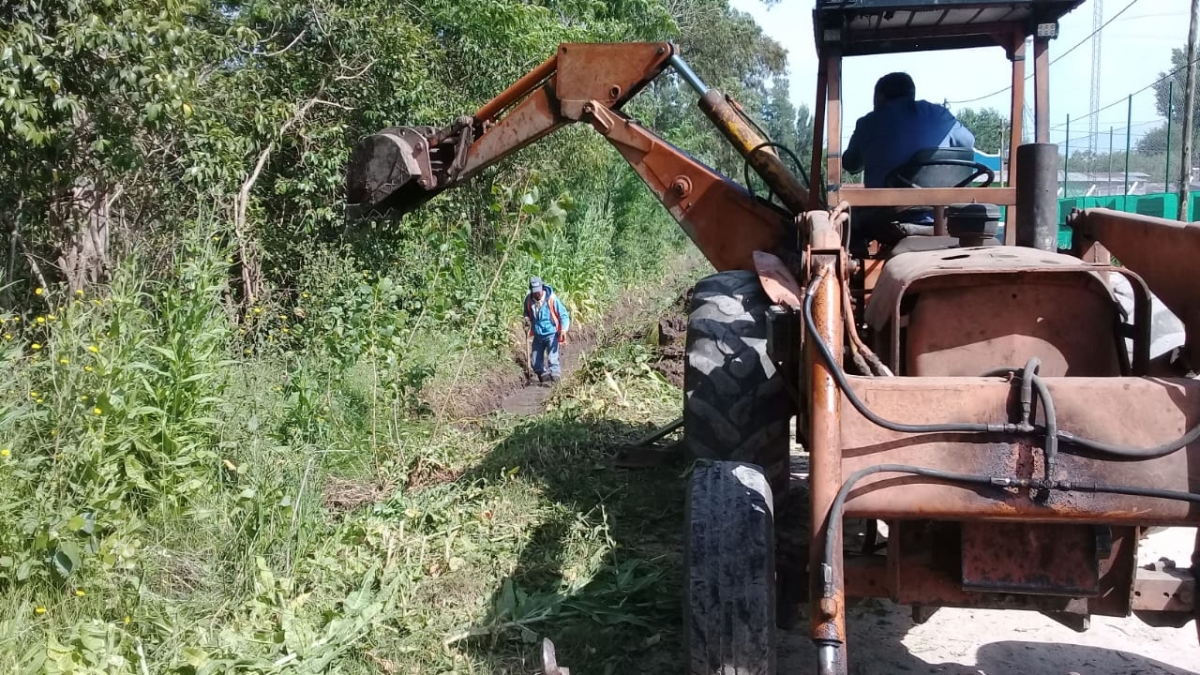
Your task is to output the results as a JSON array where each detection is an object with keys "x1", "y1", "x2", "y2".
[{"x1": 346, "y1": 2, "x2": 1200, "y2": 673}]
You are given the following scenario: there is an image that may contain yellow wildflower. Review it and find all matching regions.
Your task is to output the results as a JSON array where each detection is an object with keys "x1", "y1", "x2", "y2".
[
  {"x1": 123, "y1": 615, "x2": 130, "y2": 624},
  {"x1": 34, "y1": 607, "x2": 45, "y2": 615},
  {"x1": 301, "y1": 292, "x2": 309, "y2": 299},
  {"x1": 30, "y1": 343, "x2": 41, "y2": 350},
  {"x1": 34, "y1": 287, "x2": 43, "y2": 296},
  {"x1": 49, "y1": 429, "x2": 56, "y2": 436},
  {"x1": 88, "y1": 345, "x2": 98, "y2": 353},
  {"x1": 74, "y1": 589, "x2": 85, "y2": 597},
  {"x1": 93, "y1": 407, "x2": 102, "y2": 416},
  {"x1": 0, "y1": 448, "x2": 9, "y2": 458},
  {"x1": 278, "y1": 314, "x2": 288, "y2": 321},
  {"x1": 75, "y1": 289, "x2": 84, "y2": 297},
  {"x1": 252, "y1": 307, "x2": 263, "y2": 315},
  {"x1": 59, "y1": 358, "x2": 69, "y2": 365},
  {"x1": 80, "y1": 395, "x2": 88, "y2": 401},
  {"x1": 29, "y1": 391, "x2": 37, "y2": 398},
  {"x1": 35, "y1": 316, "x2": 45, "y2": 324},
  {"x1": 281, "y1": 327, "x2": 289, "y2": 334},
  {"x1": 47, "y1": 314, "x2": 56, "y2": 321},
  {"x1": 84, "y1": 365, "x2": 93, "y2": 373},
  {"x1": 3, "y1": 334, "x2": 11, "y2": 341}
]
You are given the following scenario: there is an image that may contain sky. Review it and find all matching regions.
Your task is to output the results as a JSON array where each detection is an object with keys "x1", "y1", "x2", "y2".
[{"x1": 727, "y1": 0, "x2": 1193, "y2": 153}]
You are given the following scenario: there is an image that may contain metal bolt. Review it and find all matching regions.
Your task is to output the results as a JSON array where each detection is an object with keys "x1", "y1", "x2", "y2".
[
  {"x1": 671, "y1": 175, "x2": 693, "y2": 198},
  {"x1": 609, "y1": 85, "x2": 622, "y2": 99}
]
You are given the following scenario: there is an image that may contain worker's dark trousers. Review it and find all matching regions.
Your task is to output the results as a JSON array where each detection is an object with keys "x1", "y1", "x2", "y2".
[{"x1": 531, "y1": 333, "x2": 561, "y2": 378}]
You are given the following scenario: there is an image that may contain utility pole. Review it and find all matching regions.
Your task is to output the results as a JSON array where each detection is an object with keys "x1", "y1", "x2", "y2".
[{"x1": 1179, "y1": 0, "x2": 1200, "y2": 221}]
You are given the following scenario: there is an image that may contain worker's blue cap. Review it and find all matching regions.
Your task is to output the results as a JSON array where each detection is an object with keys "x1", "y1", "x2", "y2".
[{"x1": 529, "y1": 276, "x2": 543, "y2": 292}]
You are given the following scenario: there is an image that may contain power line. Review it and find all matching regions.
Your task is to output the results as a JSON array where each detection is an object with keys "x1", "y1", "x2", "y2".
[
  {"x1": 948, "y1": 0, "x2": 1141, "y2": 106},
  {"x1": 1055, "y1": 52, "x2": 1200, "y2": 127}
]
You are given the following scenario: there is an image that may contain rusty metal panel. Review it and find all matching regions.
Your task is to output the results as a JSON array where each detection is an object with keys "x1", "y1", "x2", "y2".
[
  {"x1": 586, "y1": 107, "x2": 788, "y2": 272},
  {"x1": 844, "y1": 523, "x2": 1137, "y2": 617},
  {"x1": 555, "y1": 42, "x2": 672, "y2": 106},
  {"x1": 862, "y1": 246, "x2": 1150, "y2": 374},
  {"x1": 840, "y1": 186, "x2": 1016, "y2": 207},
  {"x1": 865, "y1": 247, "x2": 1100, "y2": 330},
  {"x1": 906, "y1": 280, "x2": 1121, "y2": 376},
  {"x1": 839, "y1": 376, "x2": 1200, "y2": 526},
  {"x1": 461, "y1": 88, "x2": 565, "y2": 178},
  {"x1": 1074, "y1": 208, "x2": 1200, "y2": 369},
  {"x1": 961, "y1": 523, "x2": 1099, "y2": 596},
  {"x1": 1132, "y1": 567, "x2": 1195, "y2": 613}
]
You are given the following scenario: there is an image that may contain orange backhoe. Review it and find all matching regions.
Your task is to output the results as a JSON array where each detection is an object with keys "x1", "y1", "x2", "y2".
[{"x1": 346, "y1": 2, "x2": 1200, "y2": 673}]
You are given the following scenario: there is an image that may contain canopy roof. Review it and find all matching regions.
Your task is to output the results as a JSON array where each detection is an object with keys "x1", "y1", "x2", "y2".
[{"x1": 813, "y1": 1, "x2": 1087, "y2": 56}]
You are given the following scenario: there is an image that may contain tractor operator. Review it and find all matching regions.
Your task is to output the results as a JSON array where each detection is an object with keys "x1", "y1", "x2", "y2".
[
  {"x1": 843, "y1": 72, "x2": 976, "y2": 253},
  {"x1": 523, "y1": 276, "x2": 570, "y2": 384}
]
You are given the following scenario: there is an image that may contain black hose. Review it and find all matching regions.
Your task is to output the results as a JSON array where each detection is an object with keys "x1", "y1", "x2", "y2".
[
  {"x1": 803, "y1": 274, "x2": 1015, "y2": 435},
  {"x1": 985, "y1": 364, "x2": 1199, "y2": 462},
  {"x1": 1031, "y1": 374, "x2": 1058, "y2": 482},
  {"x1": 1019, "y1": 358, "x2": 1040, "y2": 428},
  {"x1": 820, "y1": 464, "x2": 998, "y2": 599},
  {"x1": 1058, "y1": 422, "x2": 1200, "y2": 460},
  {"x1": 742, "y1": 141, "x2": 812, "y2": 209}
]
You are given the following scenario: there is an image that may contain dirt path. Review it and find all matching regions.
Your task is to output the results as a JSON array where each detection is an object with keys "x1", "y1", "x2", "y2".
[
  {"x1": 497, "y1": 339, "x2": 583, "y2": 415},
  {"x1": 779, "y1": 526, "x2": 1199, "y2": 675}
]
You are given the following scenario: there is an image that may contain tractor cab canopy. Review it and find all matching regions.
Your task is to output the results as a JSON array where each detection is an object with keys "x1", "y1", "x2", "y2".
[
  {"x1": 808, "y1": 0, "x2": 1086, "y2": 246},
  {"x1": 814, "y1": 0, "x2": 1086, "y2": 57}
]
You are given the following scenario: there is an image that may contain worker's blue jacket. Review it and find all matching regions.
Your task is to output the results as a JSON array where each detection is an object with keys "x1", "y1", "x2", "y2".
[
  {"x1": 524, "y1": 284, "x2": 570, "y2": 338},
  {"x1": 843, "y1": 99, "x2": 975, "y2": 188}
]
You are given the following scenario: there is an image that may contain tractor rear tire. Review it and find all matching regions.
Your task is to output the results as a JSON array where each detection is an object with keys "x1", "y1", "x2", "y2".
[
  {"x1": 684, "y1": 270, "x2": 792, "y2": 490},
  {"x1": 685, "y1": 461, "x2": 776, "y2": 675}
]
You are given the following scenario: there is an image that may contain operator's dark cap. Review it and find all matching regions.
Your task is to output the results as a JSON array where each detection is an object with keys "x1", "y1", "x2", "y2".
[{"x1": 529, "y1": 276, "x2": 543, "y2": 292}]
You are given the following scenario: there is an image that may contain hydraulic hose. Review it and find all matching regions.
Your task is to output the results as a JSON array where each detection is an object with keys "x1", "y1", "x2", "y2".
[
  {"x1": 803, "y1": 272, "x2": 1016, "y2": 435},
  {"x1": 984, "y1": 364, "x2": 1198, "y2": 462},
  {"x1": 1058, "y1": 422, "x2": 1200, "y2": 460},
  {"x1": 982, "y1": 361, "x2": 1057, "y2": 483},
  {"x1": 1031, "y1": 374, "x2": 1058, "y2": 481},
  {"x1": 840, "y1": 279, "x2": 892, "y2": 377}
]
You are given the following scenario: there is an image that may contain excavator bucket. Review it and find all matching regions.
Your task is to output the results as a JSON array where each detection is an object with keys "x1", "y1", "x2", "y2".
[{"x1": 345, "y1": 120, "x2": 472, "y2": 219}]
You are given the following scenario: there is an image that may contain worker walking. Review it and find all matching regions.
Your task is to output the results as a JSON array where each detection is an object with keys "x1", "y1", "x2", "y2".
[{"x1": 523, "y1": 276, "x2": 570, "y2": 383}]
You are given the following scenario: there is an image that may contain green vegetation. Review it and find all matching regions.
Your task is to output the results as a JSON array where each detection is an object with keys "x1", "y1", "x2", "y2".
[{"x1": 0, "y1": 0, "x2": 793, "y2": 671}]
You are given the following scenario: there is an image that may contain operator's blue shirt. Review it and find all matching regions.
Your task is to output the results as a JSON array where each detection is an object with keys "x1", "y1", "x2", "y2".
[
  {"x1": 842, "y1": 99, "x2": 975, "y2": 188},
  {"x1": 524, "y1": 285, "x2": 570, "y2": 338}
]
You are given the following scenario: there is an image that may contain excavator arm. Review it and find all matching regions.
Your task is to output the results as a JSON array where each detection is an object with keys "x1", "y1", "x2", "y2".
[{"x1": 345, "y1": 42, "x2": 816, "y2": 271}]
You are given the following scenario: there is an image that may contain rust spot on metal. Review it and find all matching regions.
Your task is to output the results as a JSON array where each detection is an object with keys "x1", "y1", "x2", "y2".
[{"x1": 961, "y1": 523, "x2": 1100, "y2": 596}]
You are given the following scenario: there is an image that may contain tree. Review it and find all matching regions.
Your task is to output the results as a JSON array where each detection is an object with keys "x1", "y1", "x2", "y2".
[
  {"x1": 953, "y1": 107, "x2": 1008, "y2": 154},
  {"x1": 760, "y1": 78, "x2": 798, "y2": 152},
  {"x1": 794, "y1": 102, "x2": 814, "y2": 165}
]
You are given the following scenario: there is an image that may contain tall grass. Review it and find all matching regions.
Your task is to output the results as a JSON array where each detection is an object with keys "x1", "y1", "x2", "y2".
[{"x1": 0, "y1": 179, "x2": 692, "y2": 672}]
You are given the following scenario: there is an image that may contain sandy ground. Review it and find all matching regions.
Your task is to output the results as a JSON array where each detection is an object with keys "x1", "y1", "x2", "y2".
[{"x1": 779, "y1": 526, "x2": 1199, "y2": 675}]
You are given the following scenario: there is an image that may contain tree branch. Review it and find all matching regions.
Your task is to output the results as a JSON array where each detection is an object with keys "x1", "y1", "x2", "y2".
[{"x1": 233, "y1": 86, "x2": 327, "y2": 305}]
